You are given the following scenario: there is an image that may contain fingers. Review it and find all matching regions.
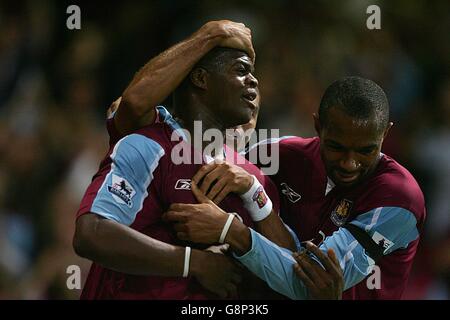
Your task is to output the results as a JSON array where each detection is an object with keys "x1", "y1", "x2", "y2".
[
  {"x1": 327, "y1": 248, "x2": 340, "y2": 269},
  {"x1": 212, "y1": 185, "x2": 232, "y2": 205},
  {"x1": 292, "y1": 250, "x2": 306, "y2": 263},
  {"x1": 293, "y1": 251, "x2": 327, "y2": 289},
  {"x1": 192, "y1": 162, "x2": 219, "y2": 186},
  {"x1": 250, "y1": 49, "x2": 256, "y2": 64},
  {"x1": 245, "y1": 37, "x2": 256, "y2": 63},
  {"x1": 304, "y1": 241, "x2": 335, "y2": 274},
  {"x1": 293, "y1": 263, "x2": 316, "y2": 295},
  {"x1": 217, "y1": 21, "x2": 255, "y2": 63},
  {"x1": 163, "y1": 211, "x2": 189, "y2": 223},
  {"x1": 206, "y1": 174, "x2": 227, "y2": 200},
  {"x1": 327, "y1": 248, "x2": 344, "y2": 285},
  {"x1": 193, "y1": 162, "x2": 235, "y2": 203},
  {"x1": 304, "y1": 242, "x2": 343, "y2": 283},
  {"x1": 191, "y1": 181, "x2": 211, "y2": 204},
  {"x1": 173, "y1": 223, "x2": 187, "y2": 233},
  {"x1": 242, "y1": 26, "x2": 255, "y2": 63},
  {"x1": 199, "y1": 166, "x2": 225, "y2": 194},
  {"x1": 305, "y1": 242, "x2": 342, "y2": 279},
  {"x1": 169, "y1": 203, "x2": 196, "y2": 211}
]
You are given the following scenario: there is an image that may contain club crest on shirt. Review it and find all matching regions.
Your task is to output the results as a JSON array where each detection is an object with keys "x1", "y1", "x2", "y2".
[
  {"x1": 372, "y1": 231, "x2": 394, "y2": 254},
  {"x1": 107, "y1": 174, "x2": 136, "y2": 208},
  {"x1": 331, "y1": 199, "x2": 353, "y2": 226},
  {"x1": 280, "y1": 182, "x2": 302, "y2": 203},
  {"x1": 175, "y1": 179, "x2": 191, "y2": 190},
  {"x1": 253, "y1": 186, "x2": 268, "y2": 208}
]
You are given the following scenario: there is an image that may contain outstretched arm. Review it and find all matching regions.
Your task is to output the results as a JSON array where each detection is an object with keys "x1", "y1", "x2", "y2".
[
  {"x1": 115, "y1": 20, "x2": 255, "y2": 134},
  {"x1": 191, "y1": 161, "x2": 297, "y2": 251},
  {"x1": 74, "y1": 213, "x2": 186, "y2": 276},
  {"x1": 231, "y1": 206, "x2": 419, "y2": 299},
  {"x1": 73, "y1": 213, "x2": 242, "y2": 298},
  {"x1": 163, "y1": 198, "x2": 343, "y2": 299},
  {"x1": 73, "y1": 134, "x2": 244, "y2": 298}
]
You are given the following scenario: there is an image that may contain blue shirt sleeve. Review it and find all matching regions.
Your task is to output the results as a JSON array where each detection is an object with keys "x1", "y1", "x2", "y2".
[
  {"x1": 235, "y1": 228, "x2": 308, "y2": 299},
  {"x1": 90, "y1": 134, "x2": 165, "y2": 226},
  {"x1": 348, "y1": 206, "x2": 419, "y2": 255},
  {"x1": 235, "y1": 206, "x2": 419, "y2": 299}
]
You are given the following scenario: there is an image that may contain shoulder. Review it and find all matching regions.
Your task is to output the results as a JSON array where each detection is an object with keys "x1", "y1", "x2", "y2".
[
  {"x1": 107, "y1": 104, "x2": 181, "y2": 149},
  {"x1": 111, "y1": 133, "x2": 166, "y2": 169},
  {"x1": 357, "y1": 155, "x2": 426, "y2": 224},
  {"x1": 249, "y1": 135, "x2": 318, "y2": 149},
  {"x1": 247, "y1": 136, "x2": 320, "y2": 158}
]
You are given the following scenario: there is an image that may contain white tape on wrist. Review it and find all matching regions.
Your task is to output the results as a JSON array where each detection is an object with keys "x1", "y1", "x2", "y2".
[
  {"x1": 219, "y1": 213, "x2": 235, "y2": 244},
  {"x1": 183, "y1": 246, "x2": 191, "y2": 278},
  {"x1": 240, "y1": 175, "x2": 273, "y2": 221}
]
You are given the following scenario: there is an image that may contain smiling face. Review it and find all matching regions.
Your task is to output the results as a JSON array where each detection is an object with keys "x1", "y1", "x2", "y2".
[
  {"x1": 200, "y1": 49, "x2": 259, "y2": 128},
  {"x1": 315, "y1": 106, "x2": 391, "y2": 188},
  {"x1": 226, "y1": 87, "x2": 260, "y2": 151}
]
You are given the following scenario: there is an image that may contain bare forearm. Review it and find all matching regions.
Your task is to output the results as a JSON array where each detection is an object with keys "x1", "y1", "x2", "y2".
[
  {"x1": 122, "y1": 31, "x2": 221, "y2": 108},
  {"x1": 115, "y1": 27, "x2": 225, "y2": 134},
  {"x1": 74, "y1": 215, "x2": 186, "y2": 276},
  {"x1": 224, "y1": 218, "x2": 252, "y2": 256},
  {"x1": 224, "y1": 211, "x2": 296, "y2": 256},
  {"x1": 112, "y1": 20, "x2": 254, "y2": 134},
  {"x1": 254, "y1": 210, "x2": 297, "y2": 251}
]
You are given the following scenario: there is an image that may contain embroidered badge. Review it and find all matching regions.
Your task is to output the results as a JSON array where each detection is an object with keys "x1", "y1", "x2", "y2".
[
  {"x1": 107, "y1": 174, "x2": 136, "y2": 208},
  {"x1": 330, "y1": 199, "x2": 353, "y2": 226},
  {"x1": 252, "y1": 186, "x2": 268, "y2": 209},
  {"x1": 372, "y1": 231, "x2": 394, "y2": 254}
]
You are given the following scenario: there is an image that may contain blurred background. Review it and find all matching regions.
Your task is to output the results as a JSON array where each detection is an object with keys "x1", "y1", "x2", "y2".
[{"x1": 0, "y1": 0, "x2": 449, "y2": 299}]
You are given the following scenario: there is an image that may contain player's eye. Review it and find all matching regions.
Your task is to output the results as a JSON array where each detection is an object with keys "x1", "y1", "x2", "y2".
[
  {"x1": 236, "y1": 65, "x2": 247, "y2": 75},
  {"x1": 327, "y1": 144, "x2": 344, "y2": 152},
  {"x1": 358, "y1": 148, "x2": 376, "y2": 155}
]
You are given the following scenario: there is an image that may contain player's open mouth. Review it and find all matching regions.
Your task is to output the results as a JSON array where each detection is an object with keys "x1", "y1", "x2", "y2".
[
  {"x1": 242, "y1": 91, "x2": 257, "y2": 108},
  {"x1": 242, "y1": 90, "x2": 257, "y2": 101},
  {"x1": 335, "y1": 171, "x2": 359, "y2": 183}
]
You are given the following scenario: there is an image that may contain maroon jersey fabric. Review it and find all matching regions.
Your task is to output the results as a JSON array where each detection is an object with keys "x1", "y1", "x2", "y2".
[
  {"x1": 248, "y1": 136, "x2": 426, "y2": 299},
  {"x1": 77, "y1": 108, "x2": 280, "y2": 299}
]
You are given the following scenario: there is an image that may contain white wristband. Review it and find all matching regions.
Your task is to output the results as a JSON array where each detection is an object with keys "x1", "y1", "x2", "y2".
[
  {"x1": 219, "y1": 213, "x2": 235, "y2": 244},
  {"x1": 183, "y1": 246, "x2": 191, "y2": 278},
  {"x1": 240, "y1": 175, "x2": 273, "y2": 221}
]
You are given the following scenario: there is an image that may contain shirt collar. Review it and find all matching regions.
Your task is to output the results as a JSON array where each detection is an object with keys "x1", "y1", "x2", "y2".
[
  {"x1": 325, "y1": 177, "x2": 335, "y2": 196},
  {"x1": 324, "y1": 152, "x2": 383, "y2": 196}
]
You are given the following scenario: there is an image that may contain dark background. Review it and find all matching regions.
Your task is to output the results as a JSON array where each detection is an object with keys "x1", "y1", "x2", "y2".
[{"x1": 0, "y1": 0, "x2": 449, "y2": 299}]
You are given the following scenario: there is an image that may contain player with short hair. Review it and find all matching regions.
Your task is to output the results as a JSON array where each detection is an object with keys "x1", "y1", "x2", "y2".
[
  {"x1": 166, "y1": 76, "x2": 426, "y2": 299},
  {"x1": 73, "y1": 20, "x2": 306, "y2": 300}
]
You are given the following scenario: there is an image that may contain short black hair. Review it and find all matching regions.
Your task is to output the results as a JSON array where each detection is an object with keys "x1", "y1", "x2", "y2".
[
  {"x1": 195, "y1": 46, "x2": 248, "y2": 73},
  {"x1": 173, "y1": 47, "x2": 248, "y2": 108},
  {"x1": 319, "y1": 76, "x2": 389, "y2": 132}
]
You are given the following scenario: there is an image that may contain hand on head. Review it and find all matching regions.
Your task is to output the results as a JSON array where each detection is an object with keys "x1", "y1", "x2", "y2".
[{"x1": 200, "y1": 20, "x2": 255, "y2": 63}]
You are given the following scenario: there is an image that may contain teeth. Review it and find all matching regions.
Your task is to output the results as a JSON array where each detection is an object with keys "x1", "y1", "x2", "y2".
[{"x1": 243, "y1": 94, "x2": 256, "y2": 101}]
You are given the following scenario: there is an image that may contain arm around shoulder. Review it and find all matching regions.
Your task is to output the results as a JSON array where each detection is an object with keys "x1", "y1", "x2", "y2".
[{"x1": 114, "y1": 20, "x2": 254, "y2": 134}]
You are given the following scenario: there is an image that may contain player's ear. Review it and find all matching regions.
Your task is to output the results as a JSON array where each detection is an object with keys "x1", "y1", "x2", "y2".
[
  {"x1": 313, "y1": 113, "x2": 322, "y2": 135},
  {"x1": 383, "y1": 122, "x2": 394, "y2": 139},
  {"x1": 190, "y1": 67, "x2": 209, "y2": 90}
]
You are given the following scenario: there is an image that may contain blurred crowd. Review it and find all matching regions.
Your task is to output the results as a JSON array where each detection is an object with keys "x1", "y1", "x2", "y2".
[{"x1": 0, "y1": 0, "x2": 449, "y2": 299}]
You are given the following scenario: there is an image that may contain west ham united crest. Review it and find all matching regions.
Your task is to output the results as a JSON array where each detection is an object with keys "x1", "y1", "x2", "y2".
[
  {"x1": 331, "y1": 199, "x2": 353, "y2": 226},
  {"x1": 253, "y1": 186, "x2": 268, "y2": 208}
]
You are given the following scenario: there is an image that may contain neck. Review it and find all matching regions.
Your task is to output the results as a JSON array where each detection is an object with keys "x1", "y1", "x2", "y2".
[{"x1": 175, "y1": 99, "x2": 227, "y2": 155}]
